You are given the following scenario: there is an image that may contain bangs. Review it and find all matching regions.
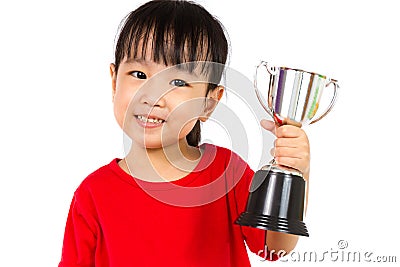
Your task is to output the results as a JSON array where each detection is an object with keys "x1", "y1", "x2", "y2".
[
  {"x1": 114, "y1": 1, "x2": 228, "y2": 80},
  {"x1": 125, "y1": 11, "x2": 211, "y2": 65}
]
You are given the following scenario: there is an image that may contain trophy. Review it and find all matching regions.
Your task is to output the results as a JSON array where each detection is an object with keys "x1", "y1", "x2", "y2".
[{"x1": 235, "y1": 61, "x2": 339, "y2": 236}]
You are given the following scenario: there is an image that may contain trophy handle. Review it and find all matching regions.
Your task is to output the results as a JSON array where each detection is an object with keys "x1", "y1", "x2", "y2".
[
  {"x1": 254, "y1": 61, "x2": 278, "y2": 117},
  {"x1": 309, "y1": 79, "x2": 339, "y2": 124}
]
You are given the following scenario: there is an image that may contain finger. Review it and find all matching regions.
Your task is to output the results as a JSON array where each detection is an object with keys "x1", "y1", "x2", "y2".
[
  {"x1": 274, "y1": 146, "x2": 309, "y2": 161},
  {"x1": 260, "y1": 119, "x2": 276, "y2": 135},
  {"x1": 276, "y1": 125, "x2": 304, "y2": 138},
  {"x1": 269, "y1": 147, "x2": 275, "y2": 157},
  {"x1": 275, "y1": 156, "x2": 309, "y2": 174},
  {"x1": 275, "y1": 137, "x2": 308, "y2": 148}
]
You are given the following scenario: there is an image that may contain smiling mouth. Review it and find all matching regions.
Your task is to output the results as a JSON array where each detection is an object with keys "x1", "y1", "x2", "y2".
[{"x1": 135, "y1": 115, "x2": 166, "y2": 124}]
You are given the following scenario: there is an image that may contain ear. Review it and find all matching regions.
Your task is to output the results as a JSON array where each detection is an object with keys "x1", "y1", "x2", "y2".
[
  {"x1": 199, "y1": 85, "x2": 224, "y2": 122},
  {"x1": 110, "y1": 63, "x2": 117, "y2": 102}
]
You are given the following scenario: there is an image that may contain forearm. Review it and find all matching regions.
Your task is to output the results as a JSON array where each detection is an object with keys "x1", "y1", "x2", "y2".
[
  {"x1": 266, "y1": 231, "x2": 299, "y2": 254},
  {"x1": 266, "y1": 170, "x2": 309, "y2": 254}
]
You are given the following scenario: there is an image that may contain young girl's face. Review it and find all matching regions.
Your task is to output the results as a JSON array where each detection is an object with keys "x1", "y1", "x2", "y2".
[{"x1": 111, "y1": 54, "x2": 216, "y2": 149}]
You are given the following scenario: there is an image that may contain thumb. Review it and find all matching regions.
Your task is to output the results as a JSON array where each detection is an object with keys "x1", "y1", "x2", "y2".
[{"x1": 260, "y1": 119, "x2": 276, "y2": 135}]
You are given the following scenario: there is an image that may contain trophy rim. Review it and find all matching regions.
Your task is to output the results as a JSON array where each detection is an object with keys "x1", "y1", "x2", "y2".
[
  {"x1": 261, "y1": 164, "x2": 303, "y2": 177},
  {"x1": 280, "y1": 66, "x2": 327, "y2": 79}
]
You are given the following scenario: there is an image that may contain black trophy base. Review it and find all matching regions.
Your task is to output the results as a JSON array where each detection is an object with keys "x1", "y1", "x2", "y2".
[
  {"x1": 236, "y1": 212, "x2": 309, "y2": 237},
  {"x1": 235, "y1": 168, "x2": 309, "y2": 237}
]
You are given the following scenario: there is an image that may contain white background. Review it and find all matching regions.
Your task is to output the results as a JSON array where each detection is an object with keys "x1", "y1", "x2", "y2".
[{"x1": 1, "y1": 0, "x2": 399, "y2": 266}]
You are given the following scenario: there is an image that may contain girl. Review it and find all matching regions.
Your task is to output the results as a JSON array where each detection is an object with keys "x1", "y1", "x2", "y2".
[{"x1": 59, "y1": 1, "x2": 310, "y2": 266}]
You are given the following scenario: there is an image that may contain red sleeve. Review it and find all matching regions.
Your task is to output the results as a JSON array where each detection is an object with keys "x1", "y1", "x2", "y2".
[
  {"x1": 59, "y1": 187, "x2": 98, "y2": 267},
  {"x1": 233, "y1": 160, "x2": 279, "y2": 261}
]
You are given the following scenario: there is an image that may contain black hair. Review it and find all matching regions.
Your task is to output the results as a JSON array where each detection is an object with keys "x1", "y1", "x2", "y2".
[{"x1": 114, "y1": 0, "x2": 229, "y2": 146}]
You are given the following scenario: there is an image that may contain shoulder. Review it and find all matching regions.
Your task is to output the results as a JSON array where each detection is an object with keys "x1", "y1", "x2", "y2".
[
  {"x1": 70, "y1": 159, "x2": 127, "y2": 213},
  {"x1": 202, "y1": 143, "x2": 249, "y2": 165},
  {"x1": 82, "y1": 159, "x2": 119, "y2": 184},
  {"x1": 73, "y1": 159, "x2": 121, "y2": 198}
]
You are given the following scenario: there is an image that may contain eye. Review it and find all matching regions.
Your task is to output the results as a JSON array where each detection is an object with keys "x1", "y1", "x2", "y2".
[
  {"x1": 170, "y1": 79, "x2": 188, "y2": 87},
  {"x1": 130, "y1": 71, "x2": 147, "y2": 79}
]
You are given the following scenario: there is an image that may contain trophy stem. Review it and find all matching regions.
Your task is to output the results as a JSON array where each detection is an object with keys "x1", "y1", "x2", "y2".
[{"x1": 261, "y1": 158, "x2": 303, "y2": 178}]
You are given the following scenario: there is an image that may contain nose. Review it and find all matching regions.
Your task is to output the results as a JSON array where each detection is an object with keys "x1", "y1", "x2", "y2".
[
  {"x1": 139, "y1": 92, "x2": 166, "y2": 108},
  {"x1": 136, "y1": 77, "x2": 170, "y2": 108}
]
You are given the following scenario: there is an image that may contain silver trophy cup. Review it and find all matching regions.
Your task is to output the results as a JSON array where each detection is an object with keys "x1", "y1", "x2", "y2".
[{"x1": 235, "y1": 61, "x2": 339, "y2": 236}]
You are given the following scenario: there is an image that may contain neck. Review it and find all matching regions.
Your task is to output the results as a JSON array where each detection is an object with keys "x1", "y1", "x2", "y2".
[{"x1": 122, "y1": 139, "x2": 202, "y2": 182}]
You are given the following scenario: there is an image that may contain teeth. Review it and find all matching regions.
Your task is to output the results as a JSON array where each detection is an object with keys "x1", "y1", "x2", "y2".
[{"x1": 137, "y1": 115, "x2": 164, "y2": 124}]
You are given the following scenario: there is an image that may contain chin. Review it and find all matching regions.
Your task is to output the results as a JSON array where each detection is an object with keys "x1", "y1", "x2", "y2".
[{"x1": 131, "y1": 137, "x2": 174, "y2": 150}]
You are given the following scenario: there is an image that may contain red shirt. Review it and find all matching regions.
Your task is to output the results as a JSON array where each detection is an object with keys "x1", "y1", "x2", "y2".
[{"x1": 59, "y1": 144, "x2": 277, "y2": 267}]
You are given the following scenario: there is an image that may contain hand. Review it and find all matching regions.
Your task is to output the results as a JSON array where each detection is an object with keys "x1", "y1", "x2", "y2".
[{"x1": 260, "y1": 119, "x2": 310, "y2": 178}]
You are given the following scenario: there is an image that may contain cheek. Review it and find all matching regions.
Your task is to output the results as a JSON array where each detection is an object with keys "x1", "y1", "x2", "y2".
[
  {"x1": 169, "y1": 97, "x2": 205, "y2": 122},
  {"x1": 178, "y1": 118, "x2": 198, "y2": 139},
  {"x1": 113, "y1": 90, "x2": 132, "y2": 129},
  {"x1": 159, "y1": 117, "x2": 197, "y2": 148},
  {"x1": 162, "y1": 97, "x2": 205, "y2": 141}
]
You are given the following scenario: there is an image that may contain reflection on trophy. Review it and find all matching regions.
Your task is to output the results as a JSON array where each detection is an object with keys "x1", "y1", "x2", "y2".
[{"x1": 235, "y1": 61, "x2": 339, "y2": 236}]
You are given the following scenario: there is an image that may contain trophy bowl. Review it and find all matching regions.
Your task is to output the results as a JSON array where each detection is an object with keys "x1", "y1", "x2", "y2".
[{"x1": 235, "y1": 61, "x2": 339, "y2": 237}]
